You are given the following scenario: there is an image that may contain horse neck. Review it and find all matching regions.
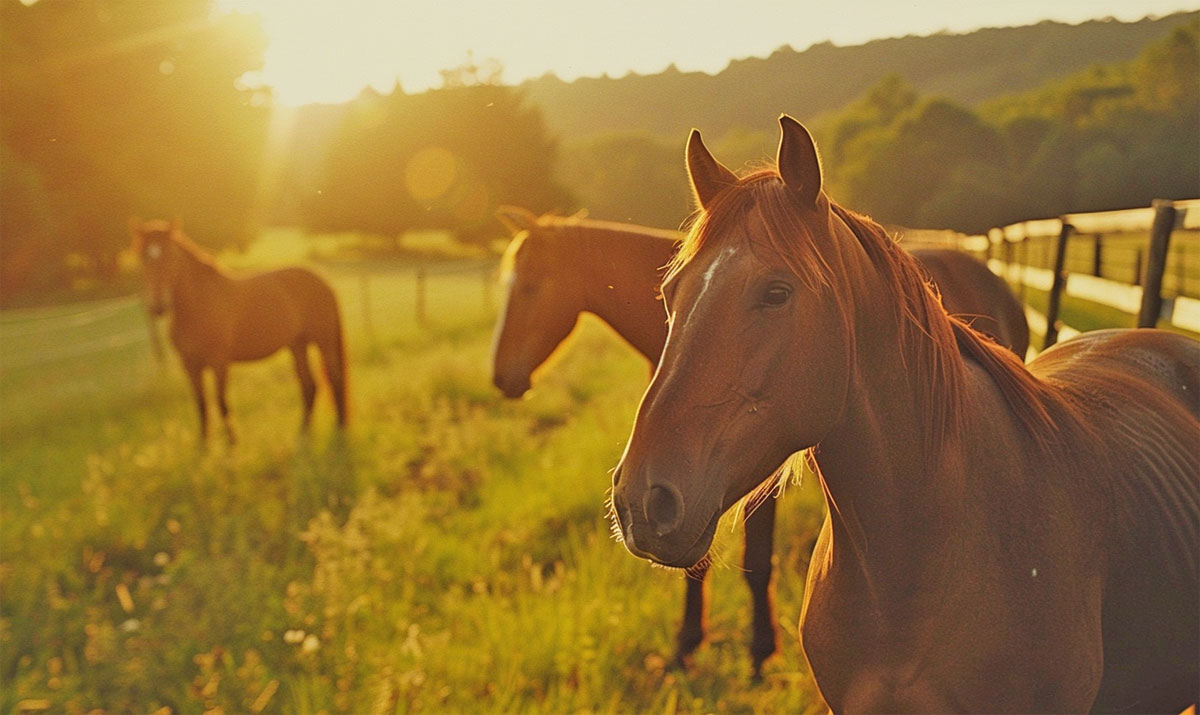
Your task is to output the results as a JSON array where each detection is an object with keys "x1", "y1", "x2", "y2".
[
  {"x1": 571, "y1": 226, "x2": 675, "y2": 362},
  {"x1": 810, "y1": 240, "x2": 970, "y2": 577},
  {"x1": 168, "y1": 244, "x2": 228, "y2": 323}
]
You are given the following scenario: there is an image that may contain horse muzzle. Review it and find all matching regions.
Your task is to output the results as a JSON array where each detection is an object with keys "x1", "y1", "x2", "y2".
[
  {"x1": 611, "y1": 465, "x2": 719, "y2": 568},
  {"x1": 492, "y1": 370, "x2": 531, "y2": 399}
]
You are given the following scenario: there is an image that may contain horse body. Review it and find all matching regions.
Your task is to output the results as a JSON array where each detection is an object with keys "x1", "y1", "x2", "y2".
[
  {"x1": 133, "y1": 220, "x2": 347, "y2": 442},
  {"x1": 910, "y1": 247, "x2": 1028, "y2": 357},
  {"x1": 611, "y1": 117, "x2": 1198, "y2": 711},
  {"x1": 803, "y1": 327, "x2": 1198, "y2": 712}
]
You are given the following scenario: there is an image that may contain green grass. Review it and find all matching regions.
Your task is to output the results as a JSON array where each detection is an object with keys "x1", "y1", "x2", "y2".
[{"x1": 0, "y1": 244, "x2": 827, "y2": 713}]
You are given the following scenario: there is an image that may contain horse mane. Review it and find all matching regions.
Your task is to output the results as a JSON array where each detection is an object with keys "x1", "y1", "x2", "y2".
[
  {"x1": 499, "y1": 210, "x2": 680, "y2": 281},
  {"x1": 670, "y1": 171, "x2": 1061, "y2": 459},
  {"x1": 831, "y1": 203, "x2": 1061, "y2": 453},
  {"x1": 169, "y1": 229, "x2": 223, "y2": 274},
  {"x1": 137, "y1": 219, "x2": 224, "y2": 275}
]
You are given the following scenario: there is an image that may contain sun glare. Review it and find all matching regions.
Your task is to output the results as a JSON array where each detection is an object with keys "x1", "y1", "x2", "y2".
[{"x1": 216, "y1": 0, "x2": 437, "y2": 105}]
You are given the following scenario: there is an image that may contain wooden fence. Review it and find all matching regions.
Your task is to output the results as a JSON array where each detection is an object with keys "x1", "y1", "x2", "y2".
[{"x1": 923, "y1": 198, "x2": 1199, "y2": 351}]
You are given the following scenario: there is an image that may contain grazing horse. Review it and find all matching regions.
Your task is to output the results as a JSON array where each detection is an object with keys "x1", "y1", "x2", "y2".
[
  {"x1": 131, "y1": 219, "x2": 348, "y2": 443},
  {"x1": 491, "y1": 206, "x2": 1030, "y2": 679},
  {"x1": 490, "y1": 207, "x2": 786, "y2": 674},
  {"x1": 610, "y1": 116, "x2": 1199, "y2": 712}
]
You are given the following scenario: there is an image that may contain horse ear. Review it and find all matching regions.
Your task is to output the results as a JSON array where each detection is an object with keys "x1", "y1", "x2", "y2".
[
  {"x1": 777, "y1": 115, "x2": 822, "y2": 207},
  {"x1": 687, "y1": 129, "x2": 738, "y2": 210},
  {"x1": 496, "y1": 206, "x2": 539, "y2": 235}
]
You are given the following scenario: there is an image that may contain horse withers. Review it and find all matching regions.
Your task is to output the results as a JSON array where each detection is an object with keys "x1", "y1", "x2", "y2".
[
  {"x1": 610, "y1": 117, "x2": 1198, "y2": 712},
  {"x1": 132, "y1": 218, "x2": 348, "y2": 443}
]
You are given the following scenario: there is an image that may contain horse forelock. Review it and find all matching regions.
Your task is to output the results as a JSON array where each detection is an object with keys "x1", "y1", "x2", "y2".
[{"x1": 666, "y1": 170, "x2": 832, "y2": 294}]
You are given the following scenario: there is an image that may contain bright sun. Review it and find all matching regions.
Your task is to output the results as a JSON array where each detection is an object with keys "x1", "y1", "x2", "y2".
[{"x1": 215, "y1": 0, "x2": 465, "y2": 106}]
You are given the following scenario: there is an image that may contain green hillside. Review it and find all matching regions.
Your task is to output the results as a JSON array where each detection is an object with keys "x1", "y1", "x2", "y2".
[{"x1": 522, "y1": 11, "x2": 1198, "y2": 141}]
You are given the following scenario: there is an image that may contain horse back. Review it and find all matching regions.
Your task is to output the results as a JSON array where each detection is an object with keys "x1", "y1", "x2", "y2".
[
  {"x1": 910, "y1": 248, "x2": 1028, "y2": 358},
  {"x1": 228, "y1": 267, "x2": 342, "y2": 361},
  {"x1": 1032, "y1": 328, "x2": 1199, "y2": 712}
]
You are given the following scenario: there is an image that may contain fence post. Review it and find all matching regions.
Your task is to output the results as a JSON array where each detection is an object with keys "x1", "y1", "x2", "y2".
[
  {"x1": 145, "y1": 307, "x2": 165, "y2": 364},
  {"x1": 360, "y1": 272, "x2": 374, "y2": 345},
  {"x1": 1043, "y1": 221, "x2": 1074, "y2": 349},
  {"x1": 1017, "y1": 238, "x2": 1028, "y2": 303},
  {"x1": 1091, "y1": 235, "x2": 1103, "y2": 278},
  {"x1": 1136, "y1": 200, "x2": 1177, "y2": 328},
  {"x1": 415, "y1": 265, "x2": 428, "y2": 326}
]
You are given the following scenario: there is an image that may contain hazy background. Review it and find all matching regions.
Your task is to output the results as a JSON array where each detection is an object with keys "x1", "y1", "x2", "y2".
[
  {"x1": 2, "y1": 1, "x2": 1196, "y2": 305},
  {"x1": 2, "y1": 3, "x2": 1198, "y2": 712}
]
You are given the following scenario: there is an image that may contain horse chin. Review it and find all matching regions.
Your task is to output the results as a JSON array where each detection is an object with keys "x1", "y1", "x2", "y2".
[
  {"x1": 623, "y1": 507, "x2": 720, "y2": 569},
  {"x1": 492, "y1": 372, "x2": 531, "y2": 399}
]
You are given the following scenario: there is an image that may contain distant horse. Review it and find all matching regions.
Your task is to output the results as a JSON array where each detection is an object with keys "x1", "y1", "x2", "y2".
[
  {"x1": 611, "y1": 117, "x2": 1198, "y2": 712},
  {"x1": 491, "y1": 206, "x2": 1029, "y2": 679},
  {"x1": 908, "y1": 247, "x2": 1028, "y2": 358},
  {"x1": 490, "y1": 207, "x2": 783, "y2": 673},
  {"x1": 132, "y1": 219, "x2": 347, "y2": 443}
]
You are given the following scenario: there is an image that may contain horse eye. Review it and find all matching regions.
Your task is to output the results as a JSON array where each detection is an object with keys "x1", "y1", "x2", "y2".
[
  {"x1": 519, "y1": 281, "x2": 538, "y2": 296},
  {"x1": 762, "y1": 284, "x2": 792, "y2": 307}
]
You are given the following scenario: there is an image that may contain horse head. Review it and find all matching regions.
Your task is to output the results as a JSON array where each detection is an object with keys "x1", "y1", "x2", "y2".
[
  {"x1": 610, "y1": 117, "x2": 876, "y2": 567},
  {"x1": 130, "y1": 217, "x2": 186, "y2": 316},
  {"x1": 490, "y1": 206, "x2": 585, "y2": 398}
]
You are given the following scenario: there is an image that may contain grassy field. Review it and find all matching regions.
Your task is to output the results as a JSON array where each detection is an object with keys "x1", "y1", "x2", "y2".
[{"x1": 0, "y1": 233, "x2": 828, "y2": 713}]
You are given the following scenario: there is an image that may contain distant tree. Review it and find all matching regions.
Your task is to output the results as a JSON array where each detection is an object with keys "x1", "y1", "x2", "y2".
[
  {"x1": 558, "y1": 133, "x2": 690, "y2": 228},
  {"x1": 819, "y1": 74, "x2": 918, "y2": 171},
  {"x1": 0, "y1": 0, "x2": 268, "y2": 300},
  {"x1": 306, "y1": 64, "x2": 572, "y2": 244},
  {"x1": 838, "y1": 99, "x2": 1008, "y2": 229}
]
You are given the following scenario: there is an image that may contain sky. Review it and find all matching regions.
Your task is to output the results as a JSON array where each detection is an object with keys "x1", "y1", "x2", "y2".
[{"x1": 215, "y1": 0, "x2": 1199, "y2": 106}]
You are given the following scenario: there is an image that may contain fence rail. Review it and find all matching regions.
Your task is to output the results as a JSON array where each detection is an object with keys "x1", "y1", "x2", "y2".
[{"x1": 946, "y1": 198, "x2": 1199, "y2": 350}]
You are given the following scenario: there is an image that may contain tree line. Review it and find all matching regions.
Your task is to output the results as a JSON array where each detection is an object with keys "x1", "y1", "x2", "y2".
[
  {"x1": 567, "y1": 20, "x2": 1199, "y2": 233},
  {"x1": 1, "y1": 0, "x2": 1196, "y2": 305}
]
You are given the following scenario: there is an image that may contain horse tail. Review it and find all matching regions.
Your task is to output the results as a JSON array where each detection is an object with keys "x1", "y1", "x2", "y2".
[{"x1": 327, "y1": 305, "x2": 349, "y2": 427}]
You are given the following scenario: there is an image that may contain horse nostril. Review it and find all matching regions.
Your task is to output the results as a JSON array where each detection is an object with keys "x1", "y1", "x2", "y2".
[{"x1": 644, "y1": 483, "x2": 684, "y2": 537}]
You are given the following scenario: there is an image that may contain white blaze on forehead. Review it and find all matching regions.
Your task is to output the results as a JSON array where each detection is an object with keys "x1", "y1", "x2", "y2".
[
  {"x1": 146, "y1": 244, "x2": 162, "y2": 260},
  {"x1": 683, "y1": 245, "x2": 737, "y2": 326}
]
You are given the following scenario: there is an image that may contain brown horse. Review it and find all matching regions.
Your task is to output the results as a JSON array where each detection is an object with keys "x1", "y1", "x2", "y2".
[
  {"x1": 611, "y1": 117, "x2": 1198, "y2": 712},
  {"x1": 490, "y1": 207, "x2": 785, "y2": 674},
  {"x1": 131, "y1": 219, "x2": 347, "y2": 443},
  {"x1": 491, "y1": 206, "x2": 1029, "y2": 679}
]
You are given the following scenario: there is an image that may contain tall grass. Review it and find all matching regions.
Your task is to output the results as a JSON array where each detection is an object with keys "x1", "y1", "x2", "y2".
[{"x1": 0, "y1": 244, "x2": 827, "y2": 713}]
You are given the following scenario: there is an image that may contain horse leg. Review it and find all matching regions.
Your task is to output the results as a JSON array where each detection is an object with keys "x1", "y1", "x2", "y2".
[
  {"x1": 290, "y1": 342, "x2": 317, "y2": 432},
  {"x1": 674, "y1": 568, "x2": 707, "y2": 669},
  {"x1": 314, "y1": 330, "x2": 348, "y2": 428},
  {"x1": 743, "y1": 495, "x2": 778, "y2": 680},
  {"x1": 213, "y1": 363, "x2": 236, "y2": 445},
  {"x1": 184, "y1": 362, "x2": 209, "y2": 442}
]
